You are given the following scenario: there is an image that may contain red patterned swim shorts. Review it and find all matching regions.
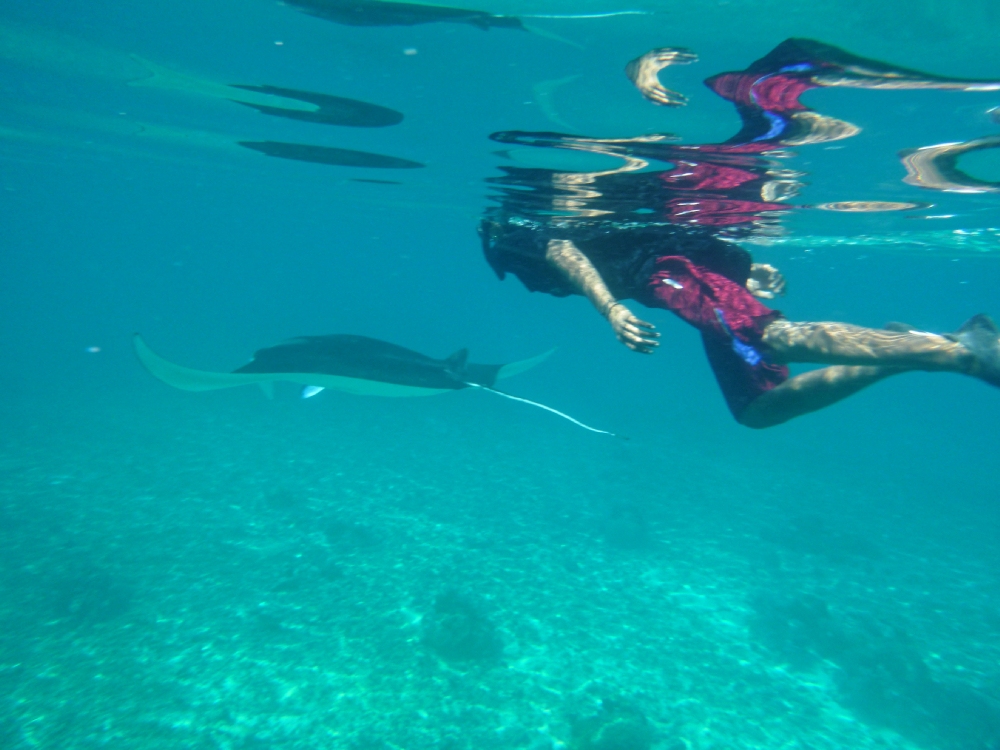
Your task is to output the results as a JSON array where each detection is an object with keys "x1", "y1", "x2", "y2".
[{"x1": 640, "y1": 255, "x2": 789, "y2": 420}]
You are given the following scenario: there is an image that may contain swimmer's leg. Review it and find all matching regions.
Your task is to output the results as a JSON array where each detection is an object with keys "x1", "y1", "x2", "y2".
[
  {"x1": 738, "y1": 364, "x2": 905, "y2": 428},
  {"x1": 754, "y1": 38, "x2": 1000, "y2": 91},
  {"x1": 739, "y1": 316, "x2": 1000, "y2": 427},
  {"x1": 760, "y1": 319, "x2": 977, "y2": 372}
]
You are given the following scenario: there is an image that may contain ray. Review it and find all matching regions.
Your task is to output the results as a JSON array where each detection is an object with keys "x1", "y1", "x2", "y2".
[
  {"x1": 0, "y1": 22, "x2": 307, "y2": 113},
  {"x1": 133, "y1": 334, "x2": 551, "y2": 397},
  {"x1": 0, "y1": 21, "x2": 406, "y2": 123},
  {"x1": 281, "y1": 0, "x2": 525, "y2": 30},
  {"x1": 3, "y1": 103, "x2": 421, "y2": 173},
  {"x1": 134, "y1": 334, "x2": 621, "y2": 435}
]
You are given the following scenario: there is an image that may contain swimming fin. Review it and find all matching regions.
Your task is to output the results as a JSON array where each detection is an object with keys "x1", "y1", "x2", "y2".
[{"x1": 950, "y1": 314, "x2": 1000, "y2": 387}]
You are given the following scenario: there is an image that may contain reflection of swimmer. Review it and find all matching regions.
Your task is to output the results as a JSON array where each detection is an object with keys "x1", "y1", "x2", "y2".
[
  {"x1": 625, "y1": 47, "x2": 697, "y2": 107},
  {"x1": 900, "y1": 136, "x2": 1000, "y2": 193},
  {"x1": 488, "y1": 130, "x2": 800, "y2": 235},
  {"x1": 814, "y1": 201, "x2": 931, "y2": 212},
  {"x1": 632, "y1": 38, "x2": 1000, "y2": 147},
  {"x1": 482, "y1": 39, "x2": 1000, "y2": 428}
]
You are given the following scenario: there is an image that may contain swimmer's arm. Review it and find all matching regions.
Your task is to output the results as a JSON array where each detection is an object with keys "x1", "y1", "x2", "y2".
[
  {"x1": 747, "y1": 263, "x2": 787, "y2": 299},
  {"x1": 625, "y1": 47, "x2": 697, "y2": 107},
  {"x1": 545, "y1": 239, "x2": 659, "y2": 353},
  {"x1": 545, "y1": 239, "x2": 615, "y2": 313}
]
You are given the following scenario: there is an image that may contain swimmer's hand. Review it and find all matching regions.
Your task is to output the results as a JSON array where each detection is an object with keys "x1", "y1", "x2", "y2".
[
  {"x1": 747, "y1": 263, "x2": 787, "y2": 299},
  {"x1": 625, "y1": 47, "x2": 698, "y2": 107},
  {"x1": 607, "y1": 303, "x2": 659, "y2": 353}
]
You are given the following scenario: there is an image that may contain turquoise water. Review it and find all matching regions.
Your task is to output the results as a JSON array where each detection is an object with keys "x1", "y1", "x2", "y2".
[{"x1": 2, "y1": 1, "x2": 1000, "y2": 748}]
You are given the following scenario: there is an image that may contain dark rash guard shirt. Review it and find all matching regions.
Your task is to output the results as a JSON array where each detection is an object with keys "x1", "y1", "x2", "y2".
[{"x1": 479, "y1": 215, "x2": 754, "y2": 301}]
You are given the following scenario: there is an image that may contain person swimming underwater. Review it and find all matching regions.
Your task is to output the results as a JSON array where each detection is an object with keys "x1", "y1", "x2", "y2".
[{"x1": 480, "y1": 38, "x2": 1000, "y2": 427}]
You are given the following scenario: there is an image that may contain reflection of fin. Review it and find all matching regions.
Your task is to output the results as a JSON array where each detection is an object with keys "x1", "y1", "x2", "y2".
[
  {"x1": 229, "y1": 84, "x2": 403, "y2": 127},
  {"x1": 781, "y1": 111, "x2": 860, "y2": 145},
  {"x1": 900, "y1": 136, "x2": 1000, "y2": 193},
  {"x1": 239, "y1": 141, "x2": 424, "y2": 169},
  {"x1": 532, "y1": 75, "x2": 581, "y2": 131},
  {"x1": 952, "y1": 314, "x2": 1000, "y2": 387},
  {"x1": 350, "y1": 178, "x2": 403, "y2": 185},
  {"x1": 258, "y1": 382, "x2": 275, "y2": 399}
]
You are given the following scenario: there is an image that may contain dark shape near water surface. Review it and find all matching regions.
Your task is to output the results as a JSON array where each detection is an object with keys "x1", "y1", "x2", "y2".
[
  {"x1": 133, "y1": 333, "x2": 549, "y2": 397},
  {"x1": 351, "y1": 177, "x2": 403, "y2": 185},
  {"x1": 283, "y1": 0, "x2": 525, "y2": 30},
  {"x1": 239, "y1": 140, "x2": 424, "y2": 169},
  {"x1": 901, "y1": 135, "x2": 1000, "y2": 194},
  {"x1": 229, "y1": 84, "x2": 403, "y2": 127}
]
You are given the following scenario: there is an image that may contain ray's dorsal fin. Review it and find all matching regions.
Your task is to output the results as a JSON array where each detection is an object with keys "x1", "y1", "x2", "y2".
[{"x1": 443, "y1": 348, "x2": 469, "y2": 381}]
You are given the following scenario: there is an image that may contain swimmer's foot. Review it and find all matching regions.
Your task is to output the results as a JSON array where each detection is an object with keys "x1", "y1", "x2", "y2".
[
  {"x1": 949, "y1": 314, "x2": 1000, "y2": 387},
  {"x1": 768, "y1": 39, "x2": 1000, "y2": 92}
]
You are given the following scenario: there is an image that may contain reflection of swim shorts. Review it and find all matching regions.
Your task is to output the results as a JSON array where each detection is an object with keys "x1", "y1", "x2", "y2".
[{"x1": 639, "y1": 255, "x2": 789, "y2": 420}]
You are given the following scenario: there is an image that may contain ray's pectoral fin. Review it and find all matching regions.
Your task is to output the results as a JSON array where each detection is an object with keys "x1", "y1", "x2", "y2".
[
  {"x1": 133, "y1": 334, "x2": 277, "y2": 392},
  {"x1": 497, "y1": 348, "x2": 555, "y2": 380},
  {"x1": 461, "y1": 347, "x2": 555, "y2": 387}
]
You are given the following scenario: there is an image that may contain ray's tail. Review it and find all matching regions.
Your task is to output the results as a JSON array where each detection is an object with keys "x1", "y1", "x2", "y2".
[{"x1": 465, "y1": 383, "x2": 627, "y2": 439}]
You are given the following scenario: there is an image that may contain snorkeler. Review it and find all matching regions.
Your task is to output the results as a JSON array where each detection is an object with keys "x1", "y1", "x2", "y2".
[{"x1": 480, "y1": 38, "x2": 1000, "y2": 428}]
